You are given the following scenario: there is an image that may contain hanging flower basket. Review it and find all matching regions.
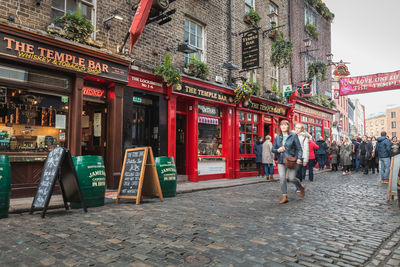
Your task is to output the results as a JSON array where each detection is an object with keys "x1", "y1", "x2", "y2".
[
  {"x1": 243, "y1": 8, "x2": 261, "y2": 28},
  {"x1": 234, "y1": 83, "x2": 253, "y2": 104}
]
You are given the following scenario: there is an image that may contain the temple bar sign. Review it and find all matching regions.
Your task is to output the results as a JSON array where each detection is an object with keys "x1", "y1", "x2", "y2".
[
  {"x1": 0, "y1": 32, "x2": 128, "y2": 82},
  {"x1": 242, "y1": 30, "x2": 259, "y2": 70}
]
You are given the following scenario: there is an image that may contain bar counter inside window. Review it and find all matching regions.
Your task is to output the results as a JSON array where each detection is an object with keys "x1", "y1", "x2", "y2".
[{"x1": 0, "y1": 87, "x2": 68, "y2": 162}]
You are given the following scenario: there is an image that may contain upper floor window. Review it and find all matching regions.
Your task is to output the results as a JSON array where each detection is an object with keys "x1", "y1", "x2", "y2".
[
  {"x1": 245, "y1": 0, "x2": 255, "y2": 14},
  {"x1": 392, "y1": 122, "x2": 397, "y2": 128},
  {"x1": 370, "y1": 122, "x2": 373, "y2": 126},
  {"x1": 391, "y1": 112, "x2": 396, "y2": 118},
  {"x1": 305, "y1": 6, "x2": 317, "y2": 26},
  {"x1": 375, "y1": 121, "x2": 379, "y2": 126},
  {"x1": 51, "y1": 0, "x2": 95, "y2": 23},
  {"x1": 381, "y1": 120, "x2": 385, "y2": 125},
  {"x1": 393, "y1": 132, "x2": 397, "y2": 137},
  {"x1": 184, "y1": 19, "x2": 204, "y2": 67},
  {"x1": 269, "y1": 3, "x2": 278, "y2": 28}
]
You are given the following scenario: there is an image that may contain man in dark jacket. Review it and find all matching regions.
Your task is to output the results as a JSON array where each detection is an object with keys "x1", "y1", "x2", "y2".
[
  {"x1": 351, "y1": 138, "x2": 361, "y2": 171},
  {"x1": 316, "y1": 137, "x2": 328, "y2": 170},
  {"x1": 359, "y1": 135, "x2": 373, "y2": 174},
  {"x1": 377, "y1": 131, "x2": 392, "y2": 182}
]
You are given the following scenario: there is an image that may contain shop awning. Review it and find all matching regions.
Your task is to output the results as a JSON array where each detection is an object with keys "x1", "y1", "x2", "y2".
[
  {"x1": 198, "y1": 116, "x2": 219, "y2": 125},
  {"x1": 129, "y1": 0, "x2": 153, "y2": 53}
]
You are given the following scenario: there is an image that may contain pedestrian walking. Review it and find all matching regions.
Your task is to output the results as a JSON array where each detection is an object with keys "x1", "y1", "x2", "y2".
[
  {"x1": 272, "y1": 120, "x2": 305, "y2": 204},
  {"x1": 340, "y1": 137, "x2": 353, "y2": 175},
  {"x1": 254, "y1": 136, "x2": 264, "y2": 178},
  {"x1": 328, "y1": 141, "x2": 339, "y2": 171},
  {"x1": 391, "y1": 136, "x2": 400, "y2": 157},
  {"x1": 316, "y1": 136, "x2": 328, "y2": 170},
  {"x1": 377, "y1": 131, "x2": 392, "y2": 183},
  {"x1": 294, "y1": 123, "x2": 309, "y2": 183},
  {"x1": 369, "y1": 136, "x2": 379, "y2": 174},
  {"x1": 262, "y1": 135, "x2": 274, "y2": 180},
  {"x1": 359, "y1": 135, "x2": 373, "y2": 174},
  {"x1": 351, "y1": 138, "x2": 361, "y2": 171},
  {"x1": 307, "y1": 135, "x2": 319, "y2": 181}
]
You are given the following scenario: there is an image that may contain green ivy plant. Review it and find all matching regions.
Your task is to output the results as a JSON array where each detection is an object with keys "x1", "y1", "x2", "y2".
[
  {"x1": 305, "y1": 21, "x2": 318, "y2": 40},
  {"x1": 271, "y1": 81, "x2": 284, "y2": 102},
  {"x1": 329, "y1": 99, "x2": 337, "y2": 109},
  {"x1": 244, "y1": 8, "x2": 261, "y2": 28},
  {"x1": 248, "y1": 77, "x2": 261, "y2": 96},
  {"x1": 187, "y1": 56, "x2": 209, "y2": 80},
  {"x1": 307, "y1": 61, "x2": 327, "y2": 82},
  {"x1": 320, "y1": 94, "x2": 330, "y2": 107},
  {"x1": 155, "y1": 53, "x2": 181, "y2": 87},
  {"x1": 54, "y1": 8, "x2": 94, "y2": 43},
  {"x1": 271, "y1": 38, "x2": 293, "y2": 68}
]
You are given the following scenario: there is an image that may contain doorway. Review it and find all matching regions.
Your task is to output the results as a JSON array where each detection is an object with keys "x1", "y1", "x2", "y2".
[
  {"x1": 176, "y1": 114, "x2": 187, "y2": 174},
  {"x1": 81, "y1": 101, "x2": 107, "y2": 158},
  {"x1": 264, "y1": 123, "x2": 271, "y2": 138}
]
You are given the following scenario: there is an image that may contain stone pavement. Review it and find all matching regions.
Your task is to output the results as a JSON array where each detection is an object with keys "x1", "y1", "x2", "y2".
[{"x1": 1, "y1": 171, "x2": 399, "y2": 266}]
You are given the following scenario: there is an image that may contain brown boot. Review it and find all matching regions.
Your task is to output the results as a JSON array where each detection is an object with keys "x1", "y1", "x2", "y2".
[
  {"x1": 279, "y1": 195, "x2": 288, "y2": 204},
  {"x1": 299, "y1": 185, "x2": 305, "y2": 198}
]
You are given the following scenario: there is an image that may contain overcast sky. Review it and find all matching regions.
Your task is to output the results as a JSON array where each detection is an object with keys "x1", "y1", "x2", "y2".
[{"x1": 323, "y1": 0, "x2": 400, "y2": 117}]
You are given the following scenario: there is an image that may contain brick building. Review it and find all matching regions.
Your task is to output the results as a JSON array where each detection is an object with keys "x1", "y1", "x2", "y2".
[
  {"x1": 0, "y1": 0, "x2": 335, "y2": 193},
  {"x1": 386, "y1": 106, "x2": 400, "y2": 138},
  {"x1": 365, "y1": 114, "x2": 386, "y2": 138},
  {"x1": 332, "y1": 72, "x2": 349, "y2": 140}
]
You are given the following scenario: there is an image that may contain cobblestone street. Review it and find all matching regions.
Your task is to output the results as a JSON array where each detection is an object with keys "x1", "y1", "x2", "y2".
[{"x1": 1, "y1": 171, "x2": 399, "y2": 267}]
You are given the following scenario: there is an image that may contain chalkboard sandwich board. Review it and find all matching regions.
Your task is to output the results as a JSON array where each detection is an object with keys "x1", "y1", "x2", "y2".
[
  {"x1": 117, "y1": 147, "x2": 163, "y2": 204},
  {"x1": 30, "y1": 147, "x2": 87, "y2": 218}
]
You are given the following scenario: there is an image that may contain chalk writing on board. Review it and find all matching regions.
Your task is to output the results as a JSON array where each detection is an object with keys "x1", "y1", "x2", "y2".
[{"x1": 119, "y1": 149, "x2": 145, "y2": 196}]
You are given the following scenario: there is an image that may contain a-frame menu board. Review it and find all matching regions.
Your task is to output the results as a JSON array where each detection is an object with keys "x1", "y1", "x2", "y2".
[{"x1": 116, "y1": 147, "x2": 163, "y2": 204}]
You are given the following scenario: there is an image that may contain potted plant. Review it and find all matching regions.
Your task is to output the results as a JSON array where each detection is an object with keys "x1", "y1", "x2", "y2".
[
  {"x1": 268, "y1": 22, "x2": 277, "y2": 39},
  {"x1": 305, "y1": 21, "x2": 318, "y2": 40},
  {"x1": 244, "y1": 8, "x2": 261, "y2": 28},
  {"x1": 53, "y1": 8, "x2": 94, "y2": 43},
  {"x1": 234, "y1": 82, "x2": 253, "y2": 104},
  {"x1": 271, "y1": 38, "x2": 293, "y2": 68},
  {"x1": 186, "y1": 56, "x2": 210, "y2": 80},
  {"x1": 307, "y1": 61, "x2": 327, "y2": 82},
  {"x1": 155, "y1": 53, "x2": 181, "y2": 87}
]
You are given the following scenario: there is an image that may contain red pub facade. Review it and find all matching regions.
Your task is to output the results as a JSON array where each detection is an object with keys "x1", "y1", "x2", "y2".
[{"x1": 127, "y1": 70, "x2": 291, "y2": 182}]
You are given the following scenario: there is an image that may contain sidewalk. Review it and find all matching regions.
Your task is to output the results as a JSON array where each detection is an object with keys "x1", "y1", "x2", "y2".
[{"x1": 9, "y1": 169, "x2": 329, "y2": 213}]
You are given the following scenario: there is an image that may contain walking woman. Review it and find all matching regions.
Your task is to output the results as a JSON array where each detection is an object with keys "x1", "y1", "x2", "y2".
[
  {"x1": 272, "y1": 120, "x2": 305, "y2": 204},
  {"x1": 328, "y1": 141, "x2": 339, "y2": 171},
  {"x1": 307, "y1": 134, "x2": 319, "y2": 181},
  {"x1": 294, "y1": 123, "x2": 309, "y2": 182},
  {"x1": 254, "y1": 136, "x2": 264, "y2": 177},
  {"x1": 262, "y1": 135, "x2": 274, "y2": 180},
  {"x1": 340, "y1": 137, "x2": 353, "y2": 175},
  {"x1": 316, "y1": 137, "x2": 328, "y2": 170}
]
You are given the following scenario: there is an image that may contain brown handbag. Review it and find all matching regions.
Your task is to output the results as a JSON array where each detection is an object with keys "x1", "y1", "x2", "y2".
[{"x1": 284, "y1": 156, "x2": 297, "y2": 169}]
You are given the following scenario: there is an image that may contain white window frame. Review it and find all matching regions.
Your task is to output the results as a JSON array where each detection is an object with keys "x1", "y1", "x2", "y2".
[
  {"x1": 245, "y1": 0, "x2": 255, "y2": 14},
  {"x1": 305, "y1": 6, "x2": 317, "y2": 26},
  {"x1": 184, "y1": 19, "x2": 205, "y2": 67},
  {"x1": 269, "y1": 3, "x2": 279, "y2": 28},
  {"x1": 51, "y1": 0, "x2": 97, "y2": 39}
]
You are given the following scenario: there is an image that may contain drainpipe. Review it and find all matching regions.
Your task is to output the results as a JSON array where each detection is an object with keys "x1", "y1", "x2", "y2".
[
  {"x1": 288, "y1": 0, "x2": 293, "y2": 86},
  {"x1": 227, "y1": 0, "x2": 233, "y2": 86}
]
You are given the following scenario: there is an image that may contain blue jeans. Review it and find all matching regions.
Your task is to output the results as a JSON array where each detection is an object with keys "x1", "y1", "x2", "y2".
[
  {"x1": 380, "y1": 158, "x2": 391, "y2": 180},
  {"x1": 263, "y1": 164, "x2": 274, "y2": 176},
  {"x1": 356, "y1": 159, "x2": 360, "y2": 171},
  {"x1": 308, "y1": 159, "x2": 316, "y2": 181},
  {"x1": 317, "y1": 155, "x2": 325, "y2": 169}
]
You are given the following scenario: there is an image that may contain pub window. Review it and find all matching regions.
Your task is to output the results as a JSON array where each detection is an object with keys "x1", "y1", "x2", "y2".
[
  {"x1": 184, "y1": 19, "x2": 204, "y2": 67},
  {"x1": 239, "y1": 112, "x2": 259, "y2": 155},
  {"x1": 198, "y1": 116, "x2": 222, "y2": 156},
  {"x1": 245, "y1": 0, "x2": 255, "y2": 14},
  {"x1": 51, "y1": 0, "x2": 96, "y2": 37},
  {"x1": 0, "y1": 87, "x2": 69, "y2": 153}
]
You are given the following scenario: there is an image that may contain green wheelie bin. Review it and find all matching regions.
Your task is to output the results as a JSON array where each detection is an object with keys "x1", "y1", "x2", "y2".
[{"x1": 0, "y1": 155, "x2": 11, "y2": 219}]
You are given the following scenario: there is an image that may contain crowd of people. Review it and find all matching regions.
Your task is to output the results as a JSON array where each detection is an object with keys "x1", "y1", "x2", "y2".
[{"x1": 253, "y1": 122, "x2": 400, "y2": 203}]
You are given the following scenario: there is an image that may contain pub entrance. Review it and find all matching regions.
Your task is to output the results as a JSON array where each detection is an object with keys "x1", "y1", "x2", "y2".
[
  {"x1": 81, "y1": 101, "x2": 107, "y2": 158},
  {"x1": 176, "y1": 114, "x2": 187, "y2": 175}
]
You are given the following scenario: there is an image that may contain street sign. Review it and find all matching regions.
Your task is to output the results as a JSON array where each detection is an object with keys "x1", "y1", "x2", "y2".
[{"x1": 283, "y1": 85, "x2": 292, "y2": 97}]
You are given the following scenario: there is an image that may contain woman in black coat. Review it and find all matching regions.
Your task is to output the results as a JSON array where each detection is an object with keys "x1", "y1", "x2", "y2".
[
  {"x1": 253, "y1": 136, "x2": 264, "y2": 177},
  {"x1": 272, "y1": 120, "x2": 305, "y2": 204}
]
